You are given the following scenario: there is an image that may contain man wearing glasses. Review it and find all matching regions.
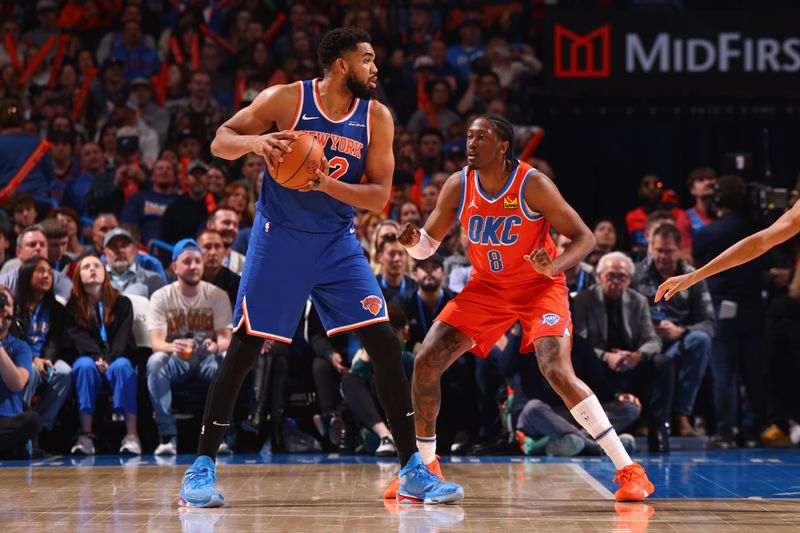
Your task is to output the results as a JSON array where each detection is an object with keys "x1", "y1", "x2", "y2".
[{"x1": 573, "y1": 252, "x2": 673, "y2": 452}]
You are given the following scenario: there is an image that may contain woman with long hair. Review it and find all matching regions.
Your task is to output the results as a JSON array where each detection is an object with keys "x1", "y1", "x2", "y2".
[
  {"x1": 220, "y1": 182, "x2": 255, "y2": 228},
  {"x1": 18, "y1": 258, "x2": 72, "y2": 440},
  {"x1": 65, "y1": 255, "x2": 139, "y2": 455}
]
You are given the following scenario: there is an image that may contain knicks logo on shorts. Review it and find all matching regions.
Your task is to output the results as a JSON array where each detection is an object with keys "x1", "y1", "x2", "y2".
[
  {"x1": 361, "y1": 295, "x2": 384, "y2": 316},
  {"x1": 541, "y1": 313, "x2": 561, "y2": 326}
]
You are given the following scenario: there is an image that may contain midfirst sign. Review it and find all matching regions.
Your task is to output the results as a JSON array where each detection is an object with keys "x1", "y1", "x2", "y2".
[{"x1": 547, "y1": 11, "x2": 800, "y2": 92}]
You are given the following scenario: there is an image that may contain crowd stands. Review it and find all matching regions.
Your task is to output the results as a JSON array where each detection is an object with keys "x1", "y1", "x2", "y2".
[{"x1": 0, "y1": 0, "x2": 798, "y2": 460}]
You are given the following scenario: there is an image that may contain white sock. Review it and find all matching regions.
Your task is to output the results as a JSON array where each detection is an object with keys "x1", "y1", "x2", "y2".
[
  {"x1": 569, "y1": 395, "x2": 633, "y2": 470},
  {"x1": 416, "y1": 435, "x2": 436, "y2": 464}
]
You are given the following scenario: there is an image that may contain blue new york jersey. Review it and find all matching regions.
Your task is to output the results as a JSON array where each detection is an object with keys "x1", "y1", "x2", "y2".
[{"x1": 259, "y1": 78, "x2": 374, "y2": 233}]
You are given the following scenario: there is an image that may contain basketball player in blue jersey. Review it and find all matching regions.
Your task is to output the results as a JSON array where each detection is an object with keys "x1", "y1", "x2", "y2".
[{"x1": 178, "y1": 27, "x2": 463, "y2": 508}]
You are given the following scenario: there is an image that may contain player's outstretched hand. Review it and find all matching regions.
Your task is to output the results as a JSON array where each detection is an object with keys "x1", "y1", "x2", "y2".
[
  {"x1": 252, "y1": 130, "x2": 298, "y2": 165},
  {"x1": 524, "y1": 248, "x2": 555, "y2": 277},
  {"x1": 655, "y1": 272, "x2": 697, "y2": 302},
  {"x1": 398, "y1": 223, "x2": 421, "y2": 248}
]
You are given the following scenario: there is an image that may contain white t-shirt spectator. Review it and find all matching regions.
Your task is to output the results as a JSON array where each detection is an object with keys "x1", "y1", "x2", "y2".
[{"x1": 147, "y1": 280, "x2": 232, "y2": 342}]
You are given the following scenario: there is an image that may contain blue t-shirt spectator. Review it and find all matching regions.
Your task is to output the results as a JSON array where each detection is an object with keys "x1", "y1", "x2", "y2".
[
  {"x1": 0, "y1": 133, "x2": 54, "y2": 195},
  {"x1": 0, "y1": 333, "x2": 32, "y2": 417},
  {"x1": 446, "y1": 43, "x2": 485, "y2": 81},
  {"x1": 109, "y1": 35, "x2": 160, "y2": 81},
  {"x1": 120, "y1": 190, "x2": 179, "y2": 248}
]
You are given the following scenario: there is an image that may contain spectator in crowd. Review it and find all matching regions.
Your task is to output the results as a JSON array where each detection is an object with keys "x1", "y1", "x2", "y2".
[
  {"x1": 573, "y1": 252, "x2": 672, "y2": 452},
  {"x1": 393, "y1": 254, "x2": 455, "y2": 350},
  {"x1": 82, "y1": 213, "x2": 117, "y2": 259},
  {"x1": 206, "y1": 163, "x2": 228, "y2": 205},
  {"x1": 206, "y1": 207, "x2": 245, "y2": 275},
  {"x1": 52, "y1": 207, "x2": 85, "y2": 260},
  {"x1": 399, "y1": 201, "x2": 423, "y2": 227},
  {"x1": 90, "y1": 58, "x2": 127, "y2": 120},
  {"x1": 146, "y1": 240, "x2": 232, "y2": 455},
  {"x1": 168, "y1": 70, "x2": 228, "y2": 145},
  {"x1": 0, "y1": 285, "x2": 40, "y2": 459},
  {"x1": 6, "y1": 192, "x2": 38, "y2": 246},
  {"x1": 412, "y1": 128, "x2": 445, "y2": 202},
  {"x1": 376, "y1": 234, "x2": 418, "y2": 303},
  {"x1": 425, "y1": 39, "x2": 460, "y2": 90},
  {"x1": 65, "y1": 255, "x2": 139, "y2": 456},
  {"x1": 22, "y1": 1, "x2": 60, "y2": 51},
  {"x1": 456, "y1": 71, "x2": 503, "y2": 115},
  {"x1": 130, "y1": 77, "x2": 170, "y2": 149},
  {"x1": 96, "y1": 4, "x2": 157, "y2": 64},
  {"x1": 626, "y1": 175, "x2": 693, "y2": 257},
  {"x1": 633, "y1": 223, "x2": 713, "y2": 437},
  {"x1": 341, "y1": 304, "x2": 415, "y2": 457},
  {"x1": 119, "y1": 224, "x2": 168, "y2": 283},
  {"x1": 48, "y1": 130, "x2": 80, "y2": 204},
  {"x1": 17, "y1": 258, "x2": 71, "y2": 441},
  {"x1": 420, "y1": 183, "x2": 439, "y2": 221},
  {"x1": 446, "y1": 18, "x2": 485, "y2": 82},
  {"x1": 586, "y1": 220, "x2": 617, "y2": 268},
  {"x1": 555, "y1": 232, "x2": 595, "y2": 299},
  {"x1": 102, "y1": 227, "x2": 164, "y2": 299},
  {"x1": 41, "y1": 218, "x2": 71, "y2": 273},
  {"x1": 108, "y1": 19, "x2": 160, "y2": 82},
  {"x1": 159, "y1": 160, "x2": 211, "y2": 245},
  {"x1": 407, "y1": 79, "x2": 461, "y2": 135},
  {"x1": 693, "y1": 175, "x2": 766, "y2": 448},
  {"x1": 442, "y1": 226, "x2": 470, "y2": 293},
  {"x1": 120, "y1": 158, "x2": 179, "y2": 247},
  {"x1": 386, "y1": 170, "x2": 415, "y2": 222},
  {"x1": 686, "y1": 167, "x2": 717, "y2": 236},
  {"x1": 63, "y1": 142, "x2": 107, "y2": 215},
  {"x1": 222, "y1": 181, "x2": 255, "y2": 229},
  {"x1": 485, "y1": 37, "x2": 541, "y2": 90},
  {"x1": 358, "y1": 212, "x2": 385, "y2": 250},
  {"x1": 197, "y1": 229, "x2": 240, "y2": 308},
  {"x1": 0, "y1": 225, "x2": 72, "y2": 300}
]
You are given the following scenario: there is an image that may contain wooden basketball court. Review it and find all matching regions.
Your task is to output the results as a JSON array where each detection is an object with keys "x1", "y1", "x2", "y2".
[{"x1": 2, "y1": 451, "x2": 800, "y2": 532}]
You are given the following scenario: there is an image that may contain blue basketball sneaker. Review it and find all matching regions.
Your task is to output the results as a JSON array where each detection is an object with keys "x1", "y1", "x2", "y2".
[
  {"x1": 178, "y1": 455, "x2": 224, "y2": 508},
  {"x1": 397, "y1": 452, "x2": 464, "y2": 504}
]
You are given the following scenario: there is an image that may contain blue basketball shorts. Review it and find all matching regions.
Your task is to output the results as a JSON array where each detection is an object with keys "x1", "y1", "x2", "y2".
[{"x1": 233, "y1": 212, "x2": 389, "y2": 342}]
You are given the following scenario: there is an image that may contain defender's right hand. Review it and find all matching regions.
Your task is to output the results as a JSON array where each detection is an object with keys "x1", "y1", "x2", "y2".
[
  {"x1": 398, "y1": 223, "x2": 421, "y2": 247},
  {"x1": 251, "y1": 130, "x2": 298, "y2": 164}
]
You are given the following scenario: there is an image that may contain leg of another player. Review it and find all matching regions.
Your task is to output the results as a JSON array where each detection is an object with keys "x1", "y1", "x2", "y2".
[
  {"x1": 534, "y1": 335, "x2": 654, "y2": 501},
  {"x1": 412, "y1": 321, "x2": 474, "y2": 461}
]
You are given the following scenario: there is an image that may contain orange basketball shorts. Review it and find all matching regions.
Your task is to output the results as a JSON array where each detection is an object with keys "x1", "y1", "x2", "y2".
[{"x1": 435, "y1": 277, "x2": 572, "y2": 357}]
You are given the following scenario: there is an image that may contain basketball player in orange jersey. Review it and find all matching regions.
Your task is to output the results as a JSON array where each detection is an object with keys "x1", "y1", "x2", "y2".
[
  {"x1": 394, "y1": 114, "x2": 655, "y2": 502},
  {"x1": 656, "y1": 196, "x2": 800, "y2": 301}
]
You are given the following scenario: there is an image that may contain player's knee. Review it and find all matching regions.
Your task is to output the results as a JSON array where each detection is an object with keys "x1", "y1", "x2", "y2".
[
  {"x1": 540, "y1": 361, "x2": 573, "y2": 390},
  {"x1": 355, "y1": 322, "x2": 401, "y2": 364},
  {"x1": 412, "y1": 349, "x2": 445, "y2": 380}
]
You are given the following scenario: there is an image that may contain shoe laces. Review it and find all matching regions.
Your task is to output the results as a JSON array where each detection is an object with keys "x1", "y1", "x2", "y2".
[
  {"x1": 184, "y1": 466, "x2": 216, "y2": 490},
  {"x1": 614, "y1": 464, "x2": 644, "y2": 484},
  {"x1": 408, "y1": 463, "x2": 439, "y2": 484}
]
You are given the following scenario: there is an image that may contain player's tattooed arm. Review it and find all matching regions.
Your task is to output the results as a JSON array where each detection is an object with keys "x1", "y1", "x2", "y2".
[{"x1": 524, "y1": 172, "x2": 595, "y2": 276}]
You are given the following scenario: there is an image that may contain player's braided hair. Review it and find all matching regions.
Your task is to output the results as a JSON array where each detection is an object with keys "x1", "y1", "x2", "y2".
[
  {"x1": 479, "y1": 114, "x2": 515, "y2": 164},
  {"x1": 318, "y1": 27, "x2": 372, "y2": 70}
]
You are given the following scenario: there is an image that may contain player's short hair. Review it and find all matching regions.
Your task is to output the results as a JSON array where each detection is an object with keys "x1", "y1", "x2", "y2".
[
  {"x1": 318, "y1": 27, "x2": 372, "y2": 70},
  {"x1": 477, "y1": 114, "x2": 515, "y2": 164}
]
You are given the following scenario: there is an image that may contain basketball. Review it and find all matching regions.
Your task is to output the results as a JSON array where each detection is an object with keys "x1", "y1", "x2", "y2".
[{"x1": 271, "y1": 132, "x2": 324, "y2": 190}]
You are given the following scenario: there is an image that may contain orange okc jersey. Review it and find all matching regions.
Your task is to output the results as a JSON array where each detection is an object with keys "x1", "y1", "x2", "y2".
[{"x1": 457, "y1": 160, "x2": 564, "y2": 287}]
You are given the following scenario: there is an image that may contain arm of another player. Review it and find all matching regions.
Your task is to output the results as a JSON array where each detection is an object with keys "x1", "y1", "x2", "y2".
[
  {"x1": 210, "y1": 83, "x2": 299, "y2": 161},
  {"x1": 656, "y1": 199, "x2": 800, "y2": 302},
  {"x1": 398, "y1": 171, "x2": 462, "y2": 255},
  {"x1": 523, "y1": 172, "x2": 595, "y2": 276},
  {"x1": 298, "y1": 102, "x2": 394, "y2": 212}
]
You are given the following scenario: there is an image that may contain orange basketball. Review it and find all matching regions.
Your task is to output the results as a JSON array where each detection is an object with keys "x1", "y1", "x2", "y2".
[{"x1": 272, "y1": 132, "x2": 324, "y2": 190}]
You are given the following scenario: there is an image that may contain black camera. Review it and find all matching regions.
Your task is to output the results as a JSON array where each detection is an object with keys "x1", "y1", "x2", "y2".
[{"x1": 116, "y1": 135, "x2": 139, "y2": 156}]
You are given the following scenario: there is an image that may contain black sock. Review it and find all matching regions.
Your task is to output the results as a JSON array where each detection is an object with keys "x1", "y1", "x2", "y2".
[
  {"x1": 197, "y1": 329, "x2": 262, "y2": 459},
  {"x1": 356, "y1": 322, "x2": 416, "y2": 467}
]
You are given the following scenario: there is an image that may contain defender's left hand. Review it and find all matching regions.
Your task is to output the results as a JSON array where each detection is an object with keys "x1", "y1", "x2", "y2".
[
  {"x1": 298, "y1": 157, "x2": 330, "y2": 193},
  {"x1": 524, "y1": 249, "x2": 556, "y2": 277}
]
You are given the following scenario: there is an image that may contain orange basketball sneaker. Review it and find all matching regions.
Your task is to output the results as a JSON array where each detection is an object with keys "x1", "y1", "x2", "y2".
[
  {"x1": 383, "y1": 456, "x2": 444, "y2": 499},
  {"x1": 613, "y1": 463, "x2": 655, "y2": 501}
]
